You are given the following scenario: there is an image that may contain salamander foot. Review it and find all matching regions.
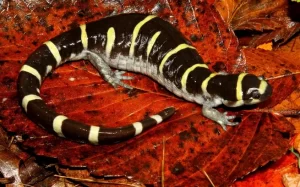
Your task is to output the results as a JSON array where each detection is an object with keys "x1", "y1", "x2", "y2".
[
  {"x1": 202, "y1": 104, "x2": 239, "y2": 130},
  {"x1": 106, "y1": 70, "x2": 133, "y2": 89},
  {"x1": 86, "y1": 51, "x2": 133, "y2": 89}
]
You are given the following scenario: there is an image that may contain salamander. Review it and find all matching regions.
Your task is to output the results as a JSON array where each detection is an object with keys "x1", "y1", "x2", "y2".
[{"x1": 17, "y1": 13, "x2": 272, "y2": 144}]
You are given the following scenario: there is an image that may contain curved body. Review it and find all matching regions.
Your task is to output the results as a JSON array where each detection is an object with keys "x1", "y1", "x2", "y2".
[{"x1": 18, "y1": 14, "x2": 272, "y2": 144}]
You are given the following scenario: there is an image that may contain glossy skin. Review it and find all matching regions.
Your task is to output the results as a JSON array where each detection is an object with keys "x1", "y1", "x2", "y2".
[{"x1": 18, "y1": 14, "x2": 272, "y2": 144}]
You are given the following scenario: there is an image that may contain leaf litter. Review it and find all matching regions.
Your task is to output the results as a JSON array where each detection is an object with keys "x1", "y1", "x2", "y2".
[{"x1": 0, "y1": 0, "x2": 299, "y2": 186}]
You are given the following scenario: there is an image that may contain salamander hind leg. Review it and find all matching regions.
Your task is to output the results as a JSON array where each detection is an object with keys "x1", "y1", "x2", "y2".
[
  {"x1": 86, "y1": 51, "x2": 133, "y2": 89},
  {"x1": 202, "y1": 104, "x2": 239, "y2": 130}
]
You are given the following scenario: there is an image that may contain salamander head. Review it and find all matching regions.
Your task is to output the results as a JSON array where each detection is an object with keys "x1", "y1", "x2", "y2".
[{"x1": 211, "y1": 73, "x2": 272, "y2": 107}]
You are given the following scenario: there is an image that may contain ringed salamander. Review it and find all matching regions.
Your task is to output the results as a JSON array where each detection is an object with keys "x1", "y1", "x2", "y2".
[{"x1": 18, "y1": 14, "x2": 272, "y2": 144}]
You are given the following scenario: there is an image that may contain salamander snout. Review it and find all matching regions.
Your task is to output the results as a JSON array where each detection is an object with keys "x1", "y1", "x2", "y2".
[
  {"x1": 221, "y1": 74, "x2": 272, "y2": 107},
  {"x1": 243, "y1": 76, "x2": 272, "y2": 105}
]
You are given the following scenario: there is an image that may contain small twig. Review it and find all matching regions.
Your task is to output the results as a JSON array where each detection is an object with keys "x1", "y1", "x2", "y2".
[
  {"x1": 22, "y1": 184, "x2": 35, "y2": 187},
  {"x1": 202, "y1": 169, "x2": 215, "y2": 187},
  {"x1": 162, "y1": 136, "x2": 166, "y2": 187},
  {"x1": 54, "y1": 175, "x2": 143, "y2": 187},
  {"x1": 8, "y1": 136, "x2": 15, "y2": 148},
  {"x1": 273, "y1": 110, "x2": 300, "y2": 117},
  {"x1": 248, "y1": 109, "x2": 300, "y2": 117},
  {"x1": 289, "y1": 147, "x2": 300, "y2": 169},
  {"x1": 266, "y1": 72, "x2": 300, "y2": 80}
]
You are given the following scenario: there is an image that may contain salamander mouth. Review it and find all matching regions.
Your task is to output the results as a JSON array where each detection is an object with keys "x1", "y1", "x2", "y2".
[
  {"x1": 223, "y1": 90, "x2": 272, "y2": 107},
  {"x1": 243, "y1": 99, "x2": 261, "y2": 105}
]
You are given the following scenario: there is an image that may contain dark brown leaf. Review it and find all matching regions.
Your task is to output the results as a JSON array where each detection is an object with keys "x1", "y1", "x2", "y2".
[
  {"x1": 215, "y1": 0, "x2": 300, "y2": 47},
  {"x1": 0, "y1": 124, "x2": 64, "y2": 186}
]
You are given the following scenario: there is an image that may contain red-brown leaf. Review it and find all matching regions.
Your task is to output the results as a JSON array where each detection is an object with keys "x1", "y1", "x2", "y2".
[
  {"x1": 0, "y1": 0, "x2": 298, "y2": 186},
  {"x1": 234, "y1": 153, "x2": 298, "y2": 187}
]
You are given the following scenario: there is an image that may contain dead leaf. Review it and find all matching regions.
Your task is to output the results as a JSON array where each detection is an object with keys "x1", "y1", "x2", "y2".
[
  {"x1": 215, "y1": 0, "x2": 300, "y2": 47},
  {"x1": 234, "y1": 154, "x2": 298, "y2": 187},
  {"x1": 0, "y1": 124, "x2": 68, "y2": 186},
  {"x1": 0, "y1": 0, "x2": 298, "y2": 186},
  {"x1": 282, "y1": 173, "x2": 300, "y2": 187}
]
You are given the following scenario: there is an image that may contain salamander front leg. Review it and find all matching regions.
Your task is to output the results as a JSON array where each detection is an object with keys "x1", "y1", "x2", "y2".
[
  {"x1": 86, "y1": 51, "x2": 133, "y2": 89},
  {"x1": 202, "y1": 104, "x2": 238, "y2": 130}
]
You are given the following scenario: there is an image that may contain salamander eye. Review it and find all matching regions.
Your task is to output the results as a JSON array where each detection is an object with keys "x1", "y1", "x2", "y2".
[
  {"x1": 258, "y1": 76, "x2": 265, "y2": 80},
  {"x1": 250, "y1": 90, "x2": 261, "y2": 99}
]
